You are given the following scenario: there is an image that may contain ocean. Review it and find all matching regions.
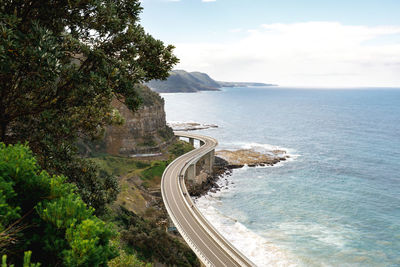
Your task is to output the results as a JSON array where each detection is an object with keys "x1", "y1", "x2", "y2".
[{"x1": 161, "y1": 87, "x2": 400, "y2": 267}]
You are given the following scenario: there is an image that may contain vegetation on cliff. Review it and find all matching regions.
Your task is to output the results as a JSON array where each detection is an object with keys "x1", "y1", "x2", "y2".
[
  {"x1": 0, "y1": 0, "x2": 177, "y2": 211},
  {"x1": 147, "y1": 69, "x2": 273, "y2": 93},
  {"x1": 111, "y1": 206, "x2": 198, "y2": 267},
  {"x1": 90, "y1": 140, "x2": 198, "y2": 266},
  {"x1": 0, "y1": 0, "x2": 187, "y2": 266},
  {"x1": 0, "y1": 143, "x2": 117, "y2": 266},
  {"x1": 148, "y1": 70, "x2": 220, "y2": 93},
  {"x1": 135, "y1": 84, "x2": 165, "y2": 107}
]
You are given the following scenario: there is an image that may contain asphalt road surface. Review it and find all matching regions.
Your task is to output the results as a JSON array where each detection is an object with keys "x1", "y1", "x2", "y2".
[{"x1": 161, "y1": 132, "x2": 256, "y2": 267}]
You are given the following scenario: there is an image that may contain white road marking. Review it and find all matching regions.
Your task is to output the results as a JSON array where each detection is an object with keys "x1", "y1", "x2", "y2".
[{"x1": 161, "y1": 133, "x2": 256, "y2": 267}]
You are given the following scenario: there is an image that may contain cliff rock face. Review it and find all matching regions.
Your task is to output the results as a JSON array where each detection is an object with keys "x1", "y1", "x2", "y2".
[{"x1": 104, "y1": 85, "x2": 175, "y2": 156}]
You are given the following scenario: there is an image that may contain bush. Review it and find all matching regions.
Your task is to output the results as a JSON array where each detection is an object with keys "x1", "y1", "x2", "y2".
[
  {"x1": 108, "y1": 249, "x2": 151, "y2": 267},
  {"x1": 0, "y1": 143, "x2": 117, "y2": 266},
  {"x1": 140, "y1": 161, "x2": 168, "y2": 181},
  {"x1": 168, "y1": 140, "x2": 194, "y2": 158},
  {"x1": 113, "y1": 207, "x2": 199, "y2": 267}
]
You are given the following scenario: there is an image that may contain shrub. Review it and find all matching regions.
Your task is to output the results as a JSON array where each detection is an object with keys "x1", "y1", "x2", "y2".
[{"x1": 0, "y1": 143, "x2": 117, "y2": 266}]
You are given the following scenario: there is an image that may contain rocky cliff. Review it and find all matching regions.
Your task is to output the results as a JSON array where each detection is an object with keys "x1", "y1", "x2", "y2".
[{"x1": 86, "y1": 84, "x2": 175, "y2": 156}]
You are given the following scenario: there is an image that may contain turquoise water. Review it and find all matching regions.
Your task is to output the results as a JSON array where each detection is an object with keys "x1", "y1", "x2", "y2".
[{"x1": 162, "y1": 87, "x2": 400, "y2": 266}]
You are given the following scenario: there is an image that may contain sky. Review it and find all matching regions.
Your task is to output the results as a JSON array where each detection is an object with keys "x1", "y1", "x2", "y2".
[{"x1": 140, "y1": 0, "x2": 400, "y2": 87}]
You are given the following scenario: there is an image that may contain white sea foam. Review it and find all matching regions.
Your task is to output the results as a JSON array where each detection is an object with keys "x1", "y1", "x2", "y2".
[
  {"x1": 278, "y1": 222, "x2": 350, "y2": 249},
  {"x1": 194, "y1": 139, "x2": 301, "y2": 266},
  {"x1": 195, "y1": 175, "x2": 298, "y2": 267}
]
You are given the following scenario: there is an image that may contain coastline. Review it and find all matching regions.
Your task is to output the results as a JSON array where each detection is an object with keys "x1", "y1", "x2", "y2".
[
  {"x1": 192, "y1": 157, "x2": 298, "y2": 267},
  {"x1": 184, "y1": 141, "x2": 298, "y2": 266},
  {"x1": 187, "y1": 156, "x2": 231, "y2": 197},
  {"x1": 188, "y1": 151, "x2": 290, "y2": 198}
]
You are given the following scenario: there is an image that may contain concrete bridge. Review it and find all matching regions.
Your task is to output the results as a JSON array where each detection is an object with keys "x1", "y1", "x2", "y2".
[
  {"x1": 184, "y1": 136, "x2": 214, "y2": 185},
  {"x1": 161, "y1": 132, "x2": 255, "y2": 267}
]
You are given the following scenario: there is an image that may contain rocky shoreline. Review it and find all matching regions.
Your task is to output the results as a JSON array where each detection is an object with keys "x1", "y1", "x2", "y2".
[
  {"x1": 189, "y1": 148, "x2": 290, "y2": 197},
  {"x1": 188, "y1": 156, "x2": 231, "y2": 197},
  {"x1": 167, "y1": 121, "x2": 218, "y2": 131},
  {"x1": 216, "y1": 148, "x2": 289, "y2": 167}
]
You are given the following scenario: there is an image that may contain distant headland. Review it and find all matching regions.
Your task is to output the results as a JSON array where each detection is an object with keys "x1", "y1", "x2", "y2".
[{"x1": 147, "y1": 69, "x2": 276, "y2": 93}]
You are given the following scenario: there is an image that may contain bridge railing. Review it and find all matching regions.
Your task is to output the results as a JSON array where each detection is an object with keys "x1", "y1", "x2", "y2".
[
  {"x1": 160, "y1": 151, "x2": 214, "y2": 266},
  {"x1": 174, "y1": 133, "x2": 255, "y2": 266}
]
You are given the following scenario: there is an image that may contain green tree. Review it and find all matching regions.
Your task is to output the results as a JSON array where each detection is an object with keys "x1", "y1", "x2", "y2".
[
  {"x1": 0, "y1": 143, "x2": 117, "y2": 266},
  {"x1": 0, "y1": 0, "x2": 178, "y2": 212},
  {"x1": 113, "y1": 207, "x2": 199, "y2": 267}
]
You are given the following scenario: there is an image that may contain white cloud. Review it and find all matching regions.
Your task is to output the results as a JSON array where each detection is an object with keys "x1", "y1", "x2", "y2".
[
  {"x1": 229, "y1": 28, "x2": 242, "y2": 33},
  {"x1": 174, "y1": 22, "x2": 400, "y2": 87}
]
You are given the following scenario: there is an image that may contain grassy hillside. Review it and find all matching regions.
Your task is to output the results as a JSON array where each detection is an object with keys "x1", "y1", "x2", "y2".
[{"x1": 90, "y1": 140, "x2": 198, "y2": 266}]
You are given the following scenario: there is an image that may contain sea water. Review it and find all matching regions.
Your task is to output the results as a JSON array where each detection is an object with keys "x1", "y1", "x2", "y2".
[{"x1": 161, "y1": 87, "x2": 400, "y2": 267}]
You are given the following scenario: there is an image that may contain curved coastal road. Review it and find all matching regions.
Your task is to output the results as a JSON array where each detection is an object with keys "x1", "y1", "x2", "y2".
[{"x1": 161, "y1": 132, "x2": 255, "y2": 267}]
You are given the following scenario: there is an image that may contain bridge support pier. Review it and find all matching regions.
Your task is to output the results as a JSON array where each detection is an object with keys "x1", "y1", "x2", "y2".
[
  {"x1": 182, "y1": 136, "x2": 215, "y2": 182},
  {"x1": 195, "y1": 161, "x2": 200, "y2": 176},
  {"x1": 201, "y1": 150, "x2": 214, "y2": 174},
  {"x1": 186, "y1": 164, "x2": 196, "y2": 182},
  {"x1": 207, "y1": 150, "x2": 214, "y2": 174}
]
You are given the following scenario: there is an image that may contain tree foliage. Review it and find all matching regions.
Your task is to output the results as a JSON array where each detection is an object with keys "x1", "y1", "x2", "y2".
[
  {"x1": 113, "y1": 207, "x2": 200, "y2": 267},
  {"x1": 0, "y1": 143, "x2": 117, "y2": 266},
  {"x1": 108, "y1": 249, "x2": 151, "y2": 267},
  {"x1": 0, "y1": 0, "x2": 178, "y2": 212}
]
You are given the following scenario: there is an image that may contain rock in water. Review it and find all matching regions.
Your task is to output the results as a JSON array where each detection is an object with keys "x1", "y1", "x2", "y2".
[{"x1": 216, "y1": 148, "x2": 289, "y2": 167}]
